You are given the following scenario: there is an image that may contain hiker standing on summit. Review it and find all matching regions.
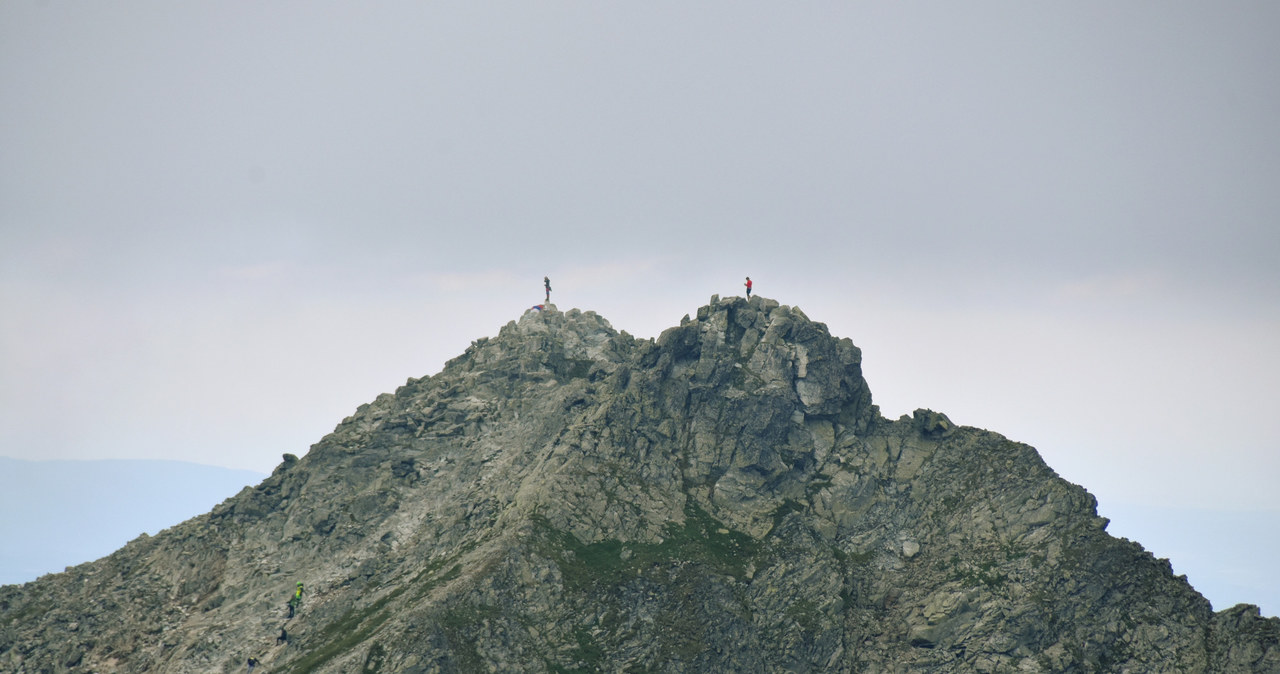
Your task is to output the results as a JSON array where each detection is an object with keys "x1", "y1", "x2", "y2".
[
  {"x1": 744, "y1": 276, "x2": 752, "y2": 298},
  {"x1": 544, "y1": 276, "x2": 551, "y2": 302}
]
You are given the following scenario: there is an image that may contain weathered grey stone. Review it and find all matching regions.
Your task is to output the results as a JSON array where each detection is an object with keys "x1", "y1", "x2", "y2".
[{"x1": 902, "y1": 540, "x2": 921, "y2": 558}]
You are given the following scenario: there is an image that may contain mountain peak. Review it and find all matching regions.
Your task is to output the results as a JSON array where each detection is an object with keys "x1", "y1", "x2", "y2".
[{"x1": 3, "y1": 299, "x2": 1277, "y2": 672}]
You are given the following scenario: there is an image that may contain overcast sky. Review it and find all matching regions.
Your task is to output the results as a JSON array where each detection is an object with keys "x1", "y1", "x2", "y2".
[{"x1": 2, "y1": 2, "x2": 1277, "y2": 612}]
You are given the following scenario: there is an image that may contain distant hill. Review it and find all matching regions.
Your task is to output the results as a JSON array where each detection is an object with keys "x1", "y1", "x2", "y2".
[{"x1": 0, "y1": 457, "x2": 265, "y2": 586}]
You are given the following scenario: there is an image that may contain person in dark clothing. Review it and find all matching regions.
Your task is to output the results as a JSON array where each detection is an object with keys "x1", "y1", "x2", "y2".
[
  {"x1": 544, "y1": 276, "x2": 552, "y2": 302},
  {"x1": 247, "y1": 656, "x2": 260, "y2": 672},
  {"x1": 277, "y1": 627, "x2": 289, "y2": 645}
]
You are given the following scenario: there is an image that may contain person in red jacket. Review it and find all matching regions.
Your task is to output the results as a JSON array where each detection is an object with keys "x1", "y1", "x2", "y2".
[{"x1": 744, "y1": 276, "x2": 753, "y2": 298}]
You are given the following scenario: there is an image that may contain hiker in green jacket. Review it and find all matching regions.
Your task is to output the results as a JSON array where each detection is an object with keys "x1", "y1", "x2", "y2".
[{"x1": 288, "y1": 582, "x2": 304, "y2": 618}]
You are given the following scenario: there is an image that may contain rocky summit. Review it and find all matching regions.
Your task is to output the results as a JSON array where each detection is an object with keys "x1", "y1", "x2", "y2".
[{"x1": 2, "y1": 297, "x2": 1277, "y2": 673}]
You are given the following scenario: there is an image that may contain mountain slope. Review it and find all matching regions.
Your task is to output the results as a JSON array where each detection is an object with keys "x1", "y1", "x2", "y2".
[{"x1": 2, "y1": 297, "x2": 1276, "y2": 673}]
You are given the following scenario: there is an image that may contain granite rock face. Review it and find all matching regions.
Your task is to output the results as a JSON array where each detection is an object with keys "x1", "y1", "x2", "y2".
[{"x1": 2, "y1": 297, "x2": 1277, "y2": 673}]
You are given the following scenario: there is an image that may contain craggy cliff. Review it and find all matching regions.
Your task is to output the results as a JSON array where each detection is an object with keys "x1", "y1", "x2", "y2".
[{"x1": 3, "y1": 297, "x2": 1277, "y2": 672}]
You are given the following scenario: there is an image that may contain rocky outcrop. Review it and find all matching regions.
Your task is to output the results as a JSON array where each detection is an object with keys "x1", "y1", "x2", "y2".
[{"x1": 2, "y1": 297, "x2": 1277, "y2": 672}]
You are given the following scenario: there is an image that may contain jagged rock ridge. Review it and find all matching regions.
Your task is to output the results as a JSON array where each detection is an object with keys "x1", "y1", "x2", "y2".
[{"x1": 2, "y1": 296, "x2": 1277, "y2": 672}]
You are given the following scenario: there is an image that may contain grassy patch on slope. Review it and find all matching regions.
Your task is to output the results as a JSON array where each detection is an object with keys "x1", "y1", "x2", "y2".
[{"x1": 535, "y1": 501, "x2": 760, "y2": 591}]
